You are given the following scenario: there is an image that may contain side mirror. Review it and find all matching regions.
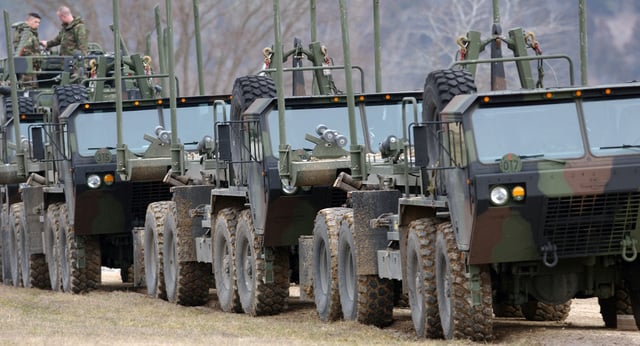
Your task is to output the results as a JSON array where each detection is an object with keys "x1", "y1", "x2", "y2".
[
  {"x1": 30, "y1": 126, "x2": 45, "y2": 160},
  {"x1": 217, "y1": 124, "x2": 232, "y2": 161}
]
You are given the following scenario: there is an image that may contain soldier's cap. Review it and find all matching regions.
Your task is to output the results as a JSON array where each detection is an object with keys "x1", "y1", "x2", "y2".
[{"x1": 28, "y1": 12, "x2": 41, "y2": 19}]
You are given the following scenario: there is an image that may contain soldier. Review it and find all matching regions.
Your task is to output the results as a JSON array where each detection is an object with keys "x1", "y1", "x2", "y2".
[
  {"x1": 15, "y1": 12, "x2": 42, "y2": 88},
  {"x1": 15, "y1": 12, "x2": 41, "y2": 56},
  {"x1": 40, "y1": 6, "x2": 88, "y2": 56}
]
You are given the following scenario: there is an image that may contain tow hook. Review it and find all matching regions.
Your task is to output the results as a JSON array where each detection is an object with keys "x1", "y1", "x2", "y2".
[
  {"x1": 621, "y1": 236, "x2": 638, "y2": 262},
  {"x1": 540, "y1": 242, "x2": 558, "y2": 268}
]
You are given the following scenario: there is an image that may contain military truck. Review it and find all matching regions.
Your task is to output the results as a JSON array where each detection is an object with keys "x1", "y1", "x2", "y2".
[
  {"x1": 0, "y1": 2, "x2": 174, "y2": 289},
  {"x1": 301, "y1": 3, "x2": 640, "y2": 343}
]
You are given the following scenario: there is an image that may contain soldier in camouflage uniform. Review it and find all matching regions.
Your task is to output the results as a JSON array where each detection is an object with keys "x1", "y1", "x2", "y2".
[
  {"x1": 41, "y1": 6, "x2": 88, "y2": 56},
  {"x1": 15, "y1": 12, "x2": 42, "y2": 88}
]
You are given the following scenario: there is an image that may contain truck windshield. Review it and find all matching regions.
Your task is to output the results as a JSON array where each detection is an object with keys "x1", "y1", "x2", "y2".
[
  {"x1": 471, "y1": 102, "x2": 584, "y2": 163},
  {"x1": 267, "y1": 102, "x2": 406, "y2": 158},
  {"x1": 583, "y1": 98, "x2": 640, "y2": 156},
  {"x1": 74, "y1": 103, "x2": 223, "y2": 156}
]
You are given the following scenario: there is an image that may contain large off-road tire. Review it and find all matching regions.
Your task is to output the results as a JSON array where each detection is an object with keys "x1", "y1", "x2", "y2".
[
  {"x1": 3, "y1": 96, "x2": 34, "y2": 116},
  {"x1": 521, "y1": 300, "x2": 571, "y2": 322},
  {"x1": 435, "y1": 222, "x2": 492, "y2": 341},
  {"x1": 13, "y1": 202, "x2": 49, "y2": 289},
  {"x1": 163, "y1": 203, "x2": 210, "y2": 306},
  {"x1": 44, "y1": 203, "x2": 61, "y2": 291},
  {"x1": 1, "y1": 204, "x2": 9, "y2": 284},
  {"x1": 144, "y1": 201, "x2": 172, "y2": 300},
  {"x1": 59, "y1": 204, "x2": 101, "y2": 293},
  {"x1": 53, "y1": 85, "x2": 88, "y2": 116},
  {"x1": 213, "y1": 207, "x2": 242, "y2": 313},
  {"x1": 338, "y1": 211, "x2": 393, "y2": 327},
  {"x1": 313, "y1": 207, "x2": 349, "y2": 322},
  {"x1": 235, "y1": 209, "x2": 289, "y2": 316},
  {"x1": 493, "y1": 303, "x2": 523, "y2": 318},
  {"x1": 599, "y1": 287, "x2": 634, "y2": 328},
  {"x1": 422, "y1": 69, "x2": 476, "y2": 195},
  {"x1": 8, "y1": 203, "x2": 23, "y2": 287},
  {"x1": 231, "y1": 75, "x2": 276, "y2": 121},
  {"x1": 406, "y1": 218, "x2": 442, "y2": 338}
]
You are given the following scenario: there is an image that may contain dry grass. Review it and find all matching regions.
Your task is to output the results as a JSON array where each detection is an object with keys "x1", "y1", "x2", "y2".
[{"x1": 1, "y1": 270, "x2": 639, "y2": 345}]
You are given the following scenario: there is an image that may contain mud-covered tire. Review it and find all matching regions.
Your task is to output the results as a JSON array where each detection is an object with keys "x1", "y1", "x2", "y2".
[
  {"x1": 435, "y1": 222, "x2": 492, "y2": 341},
  {"x1": 521, "y1": 300, "x2": 571, "y2": 322},
  {"x1": 163, "y1": 203, "x2": 209, "y2": 306},
  {"x1": 338, "y1": 211, "x2": 393, "y2": 327},
  {"x1": 422, "y1": 69, "x2": 476, "y2": 195},
  {"x1": 144, "y1": 201, "x2": 172, "y2": 300},
  {"x1": 1, "y1": 204, "x2": 10, "y2": 284},
  {"x1": 3, "y1": 96, "x2": 34, "y2": 116},
  {"x1": 59, "y1": 204, "x2": 101, "y2": 293},
  {"x1": 313, "y1": 207, "x2": 349, "y2": 322},
  {"x1": 44, "y1": 203, "x2": 61, "y2": 291},
  {"x1": 53, "y1": 84, "x2": 88, "y2": 116},
  {"x1": 493, "y1": 303, "x2": 523, "y2": 318},
  {"x1": 13, "y1": 202, "x2": 49, "y2": 289},
  {"x1": 407, "y1": 218, "x2": 442, "y2": 338},
  {"x1": 213, "y1": 207, "x2": 242, "y2": 313},
  {"x1": 235, "y1": 209, "x2": 289, "y2": 316},
  {"x1": 8, "y1": 204, "x2": 21, "y2": 287},
  {"x1": 599, "y1": 287, "x2": 634, "y2": 328}
]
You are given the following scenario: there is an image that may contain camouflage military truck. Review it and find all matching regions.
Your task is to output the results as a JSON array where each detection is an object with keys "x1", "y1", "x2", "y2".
[
  {"x1": 0, "y1": 4, "x2": 167, "y2": 288},
  {"x1": 128, "y1": 0, "x2": 365, "y2": 309}
]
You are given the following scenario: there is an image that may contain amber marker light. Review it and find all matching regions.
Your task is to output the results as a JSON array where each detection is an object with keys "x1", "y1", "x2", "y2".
[
  {"x1": 384, "y1": 94, "x2": 391, "y2": 100},
  {"x1": 157, "y1": 99, "x2": 163, "y2": 105},
  {"x1": 604, "y1": 88, "x2": 612, "y2": 95},
  {"x1": 333, "y1": 97, "x2": 340, "y2": 103},
  {"x1": 133, "y1": 101, "x2": 140, "y2": 106},
  {"x1": 574, "y1": 90, "x2": 582, "y2": 97},
  {"x1": 358, "y1": 95, "x2": 365, "y2": 101},
  {"x1": 103, "y1": 173, "x2": 115, "y2": 186},
  {"x1": 83, "y1": 103, "x2": 90, "y2": 109},
  {"x1": 512, "y1": 185, "x2": 525, "y2": 201},
  {"x1": 180, "y1": 98, "x2": 187, "y2": 103},
  {"x1": 483, "y1": 96, "x2": 490, "y2": 103},
  {"x1": 20, "y1": 114, "x2": 26, "y2": 120},
  {"x1": 545, "y1": 92, "x2": 553, "y2": 99}
]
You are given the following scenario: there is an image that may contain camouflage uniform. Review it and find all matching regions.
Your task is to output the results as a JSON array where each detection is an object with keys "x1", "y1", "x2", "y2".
[
  {"x1": 46, "y1": 17, "x2": 88, "y2": 56},
  {"x1": 15, "y1": 22, "x2": 40, "y2": 87},
  {"x1": 15, "y1": 23, "x2": 40, "y2": 56}
]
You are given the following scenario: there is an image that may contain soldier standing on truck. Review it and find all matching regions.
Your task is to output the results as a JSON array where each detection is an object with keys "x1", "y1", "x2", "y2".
[
  {"x1": 15, "y1": 12, "x2": 42, "y2": 87},
  {"x1": 40, "y1": 6, "x2": 88, "y2": 56}
]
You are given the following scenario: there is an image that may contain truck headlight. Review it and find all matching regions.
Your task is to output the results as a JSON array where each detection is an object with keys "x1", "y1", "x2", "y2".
[
  {"x1": 87, "y1": 174, "x2": 102, "y2": 189},
  {"x1": 490, "y1": 186, "x2": 509, "y2": 206}
]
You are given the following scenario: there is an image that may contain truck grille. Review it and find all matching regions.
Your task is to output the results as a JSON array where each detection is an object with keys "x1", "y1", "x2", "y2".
[
  {"x1": 542, "y1": 192, "x2": 640, "y2": 257},
  {"x1": 131, "y1": 182, "x2": 172, "y2": 227}
]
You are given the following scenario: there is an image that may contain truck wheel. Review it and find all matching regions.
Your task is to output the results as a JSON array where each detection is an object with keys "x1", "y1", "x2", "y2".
[
  {"x1": 338, "y1": 211, "x2": 393, "y2": 327},
  {"x1": 493, "y1": 303, "x2": 523, "y2": 318},
  {"x1": 13, "y1": 202, "x2": 49, "y2": 289},
  {"x1": 53, "y1": 85, "x2": 88, "y2": 116},
  {"x1": 3, "y1": 96, "x2": 34, "y2": 116},
  {"x1": 407, "y1": 218, "x2": 442, "y2": 338},
  {"x1": 144, "y1": 201, "x2": 172, "y2": 300},
  {"x1": 8, "y1": 203, "x2": 23, "y2": 287},
  {"x1": 235, "y1": 209, "x2": 289, "y2": 316},
  {"x1": 435, "y1": 222, "x2": 492, "y2": 341},
  {"x1": 422, "y1": 69, "x2": 476, "y2": 194},
  {"x1": 163, "y1": 203, "x2": 209, "y2": 306},
  {"x1": 44, "y1": 203, "x2": 62, "y2": 291},
  {"x1": 599, "y1": 287, "x2": 633, "y2": 328},
  {"x1": 59, "y1": 204, "x2": 101, "y2": 293},
  {"x1": 312, "y1": 208, "x2": 349, "y2": 322},
  {"x1": 1, "y1": 204, "x2": 10, "y2": 284},
  {"x1": 520, "y1": 300, "x2": 571, "y2": 322},
  {"x1": 213, "y1": 207, "x2": 242, "y2": 313}
]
